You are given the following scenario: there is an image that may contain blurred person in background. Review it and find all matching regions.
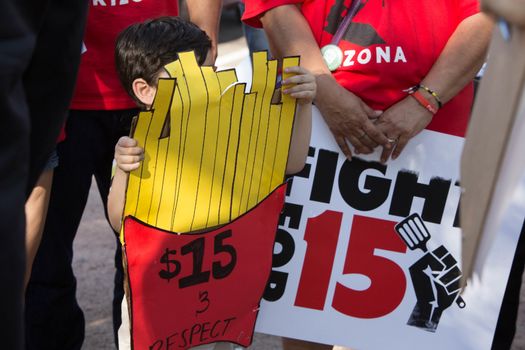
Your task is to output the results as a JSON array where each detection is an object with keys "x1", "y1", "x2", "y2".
[
  {"x1": 0, "y1": 0, "x2": 88, "y2": 349},
  {"x1": 24, "y1": 1, "x2": 222, "y2": 349}
]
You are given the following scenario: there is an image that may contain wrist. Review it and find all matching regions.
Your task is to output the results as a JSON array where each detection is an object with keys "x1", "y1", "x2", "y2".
[
  {"x1": 115, "y1": 162, "x2": 130, "y2": 174},
  {"x1": 405, "y1": 84, "x2": 441, "y2": 110},
  {"x1": 314, "y1": 75, "x2": 355, "y2": 106},
  {"x1": 405, "y1": 85, "x2": 439, "y2": 115},
  {"x1": 418, "y1": 84, "x2": 442, "y2": 109}
]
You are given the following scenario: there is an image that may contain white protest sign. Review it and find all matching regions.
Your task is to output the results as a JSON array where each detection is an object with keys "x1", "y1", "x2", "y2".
[{"x1": 254, "y1": 107, "x2": 525, "y2": 350}]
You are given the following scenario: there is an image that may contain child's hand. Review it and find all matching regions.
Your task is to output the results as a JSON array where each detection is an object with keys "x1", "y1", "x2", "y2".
[
  {"x1": 115, "y1": 136, "x2": 144, "y2": 172},
  {"x1": 282, "y1": 66, "x2": 317, "y2": 105}
]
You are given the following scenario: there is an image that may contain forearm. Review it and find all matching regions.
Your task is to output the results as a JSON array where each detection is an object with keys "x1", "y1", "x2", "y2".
[
  {"x1": 107, "y1": 167, "x2": 129, "y2": 232},
  {"x1": 286, "y1": 103, "x2": 312, "y2": 174},
  {"x1": 261, "y1": 5, "x2": 328, "y2": 74},
  {"x1": 186, "y1": 0, "x2": 222, "y2": 59},
  {"x1": 260, "y1": 5, "x2": 353, "y2": 111},
  {"x1": 421, "y1": 13, "x2": 493, "y2": 104}
]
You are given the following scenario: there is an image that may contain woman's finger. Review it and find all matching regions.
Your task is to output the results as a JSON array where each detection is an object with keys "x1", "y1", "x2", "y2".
[
  {"x1": 355, "y1": 133, "x2": 379, "y2": 150},
  {"x1": 346, "y1": 134, "x2": 373, "y2": 154},
  {"x1": 392, "y1": 135, "x2": 410, "y2": 160},
  {"x1": 334, "y1": 134, "x2": 353, "y2": 160},
  {"x1": 363, "y1": 119, "x2": 390, "y2": 147},
  {"x1": 380, "y1": 144, "x2": 394, "y2": 163}
]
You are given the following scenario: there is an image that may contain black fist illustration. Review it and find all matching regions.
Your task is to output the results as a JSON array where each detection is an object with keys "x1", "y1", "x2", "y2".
[{"x1": 407, "y1": 245, "x2": 464, "y2": 332}]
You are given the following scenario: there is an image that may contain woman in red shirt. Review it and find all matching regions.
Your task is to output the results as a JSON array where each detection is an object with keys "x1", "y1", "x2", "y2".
[{"x1": 242, "y1": 1, "x2": 493, "y2": 349}]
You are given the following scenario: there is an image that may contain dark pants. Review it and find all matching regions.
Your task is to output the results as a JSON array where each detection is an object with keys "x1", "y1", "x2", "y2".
[
  {"x1": 492, "y1": 218, "x2": 525, "y2": 350},
  {"x1": 0, "y1": 1, "x2": 87, "y2": 349},
  {"x1": 25, "y1": 109, "x2": 136, "y2": 350}
]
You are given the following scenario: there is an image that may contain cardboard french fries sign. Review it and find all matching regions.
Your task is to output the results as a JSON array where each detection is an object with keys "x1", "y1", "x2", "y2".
[{"x1": 120, "y1": 51, "x2": 299, "y2": 349}]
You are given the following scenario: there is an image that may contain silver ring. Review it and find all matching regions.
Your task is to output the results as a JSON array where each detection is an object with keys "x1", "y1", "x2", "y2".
[{"x1": 387, "y1": 137, "x2": 398, "y2": 143}]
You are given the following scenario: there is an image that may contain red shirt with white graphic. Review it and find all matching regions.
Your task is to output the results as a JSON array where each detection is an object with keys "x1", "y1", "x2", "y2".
[
  {"x1": 243, "y1": 0, "x2": 479, "y2": 137},
  {"x1": 70, "y1": 0, "x2": 178, "y2": 110}
]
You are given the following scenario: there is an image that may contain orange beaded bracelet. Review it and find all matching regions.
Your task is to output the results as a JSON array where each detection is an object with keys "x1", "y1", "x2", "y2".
[{"x1": 409, "y1": 90, "x2": 438, "y2": 115}]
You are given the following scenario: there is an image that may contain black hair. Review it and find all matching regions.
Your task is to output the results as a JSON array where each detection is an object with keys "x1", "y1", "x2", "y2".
[{"x1": 115, "y1": 16, "x2": 211, "y2": 108}]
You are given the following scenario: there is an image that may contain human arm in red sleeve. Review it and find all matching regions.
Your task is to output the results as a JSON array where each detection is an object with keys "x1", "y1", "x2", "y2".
[{"x1": 254, "y1": 3, "x2": 389, "y2": 159}]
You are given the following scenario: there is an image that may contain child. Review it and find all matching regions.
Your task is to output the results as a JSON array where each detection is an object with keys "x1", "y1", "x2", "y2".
[
  {"x1": 109, "y1": 16, "x2": 315, "y2": 350},
  {"x1": 108, "y1": 16, "x2": 315, "y2": 233}
]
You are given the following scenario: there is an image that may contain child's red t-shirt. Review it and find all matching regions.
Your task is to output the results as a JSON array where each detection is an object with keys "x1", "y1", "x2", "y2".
[{"x1": 243, "y1": 0, "x2": 480, "y2": 137}]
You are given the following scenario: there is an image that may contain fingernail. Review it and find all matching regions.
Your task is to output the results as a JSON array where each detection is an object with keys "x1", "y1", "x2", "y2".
[{"x1": 284, "y1": 68, "x2": 290, "y2": 73}]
